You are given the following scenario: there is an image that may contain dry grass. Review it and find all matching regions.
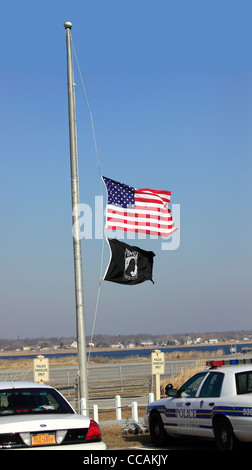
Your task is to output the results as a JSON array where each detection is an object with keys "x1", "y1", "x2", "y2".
[
  {"x1": 0, "y1": 347, "x2": 225, "y2": 369},
  {"x1": 164, "y1": 348, "x2": 224, "y2": 361},
  {"x1": 0, "y1": 356, "x2": 78, "y2": 369}
]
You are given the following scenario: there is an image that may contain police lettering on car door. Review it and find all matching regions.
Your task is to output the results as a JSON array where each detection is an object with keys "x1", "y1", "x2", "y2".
[{"x1": 176, "y1": 407, "x2": 197, "y2": 419}]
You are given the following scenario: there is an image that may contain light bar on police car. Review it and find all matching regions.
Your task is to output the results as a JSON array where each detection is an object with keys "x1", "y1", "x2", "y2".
[{"x1": 206, "y1": 357, "x2": 252, "y2": 367}]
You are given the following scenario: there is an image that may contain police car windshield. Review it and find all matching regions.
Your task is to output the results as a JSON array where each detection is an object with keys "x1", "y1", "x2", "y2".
[
  {"x1": 0, "y1": 388, "x2": 74, "y2": 416},
  {"x1": 236, "y1": 371, "x2": 252, "y2": 395}
]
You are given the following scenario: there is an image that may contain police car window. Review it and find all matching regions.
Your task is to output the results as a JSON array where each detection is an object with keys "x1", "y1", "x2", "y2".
[
  {"x1": 236, "y1": 371, "x2": 252, "y2": 395},
  {"x1": 179, "y1": 372, "x2": 207, "y2": 398},
  {"x1": 199, "y1": 372, "x2": 224, "y2": 398},
  {"x1": 0, "y1": 388, "x2": 74, "y2": 416}
]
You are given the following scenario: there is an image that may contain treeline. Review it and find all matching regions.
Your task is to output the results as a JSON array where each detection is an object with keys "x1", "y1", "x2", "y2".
[{"x1": 88, "y1": 330, "x2": 252, "y2": 348}]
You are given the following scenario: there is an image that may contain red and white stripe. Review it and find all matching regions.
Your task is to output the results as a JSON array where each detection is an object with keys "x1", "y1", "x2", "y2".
[{"x1": 106, "y1": 187, "x2": 177, "y2": 237}]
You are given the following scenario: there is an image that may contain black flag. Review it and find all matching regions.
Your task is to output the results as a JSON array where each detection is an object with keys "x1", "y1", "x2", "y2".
[{"x1": 104, "y1": 238, "x2": 155, "y2": 285}]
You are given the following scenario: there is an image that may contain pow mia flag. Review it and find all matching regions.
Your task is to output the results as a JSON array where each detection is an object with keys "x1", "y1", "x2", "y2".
[{"x1": 104, "y1": 238, "x2": 155, "y2": 285}]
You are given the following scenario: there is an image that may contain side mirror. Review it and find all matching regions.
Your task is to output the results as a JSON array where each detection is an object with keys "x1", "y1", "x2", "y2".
[{"x1": 165, "y1": 383, "x2": 177, "y2": 397}]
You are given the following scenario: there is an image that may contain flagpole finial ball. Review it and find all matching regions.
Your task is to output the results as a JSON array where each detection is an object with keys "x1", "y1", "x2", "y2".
[{"x1": 64, "y1": 21, "x2": 72, "y2": 29}]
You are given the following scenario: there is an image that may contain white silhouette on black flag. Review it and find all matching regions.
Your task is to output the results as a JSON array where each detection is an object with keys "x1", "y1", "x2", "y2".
[{"x1": 104, "y1": 238, "x2": 155, "y2": 285}]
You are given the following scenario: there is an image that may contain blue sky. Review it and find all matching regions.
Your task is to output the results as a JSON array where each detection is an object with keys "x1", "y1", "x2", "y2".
[{"x1": 0, "y1": 0, "x2": 251, "y2": 338}]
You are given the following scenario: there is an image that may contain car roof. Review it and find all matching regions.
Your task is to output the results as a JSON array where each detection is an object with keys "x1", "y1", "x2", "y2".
[{"x1": 0, "y1": 381, "x2": 53, "y2": 390}]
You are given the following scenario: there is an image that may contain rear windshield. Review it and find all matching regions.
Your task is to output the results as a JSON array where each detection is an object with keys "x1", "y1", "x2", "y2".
[
  {"x1": 0, "y1": 388, "x2": 74, "y2": 416},
  {"x1": 236, "y1": 371, "x2": 252, "y2": 395}
]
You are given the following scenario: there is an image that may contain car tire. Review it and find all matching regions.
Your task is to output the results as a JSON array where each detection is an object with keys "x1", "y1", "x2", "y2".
[
  {"x1": 214, "y1": 416, "x2": 238, "y2": 450},
  {"x1": 149, "y1": 412, "x2": 169, "y2": 447}
]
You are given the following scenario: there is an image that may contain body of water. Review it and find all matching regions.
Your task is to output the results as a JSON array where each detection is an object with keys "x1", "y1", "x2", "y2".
[
  {"x1": 88, "y1": 343, "x2": 252, "y2": 360},
  {"x1": 1, "y1": 343, "x2": 252, "y2": 362}
]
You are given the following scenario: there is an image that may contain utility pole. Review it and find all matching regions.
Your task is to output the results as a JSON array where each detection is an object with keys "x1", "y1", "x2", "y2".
[{"x1": 64, "y1": 21, "x2": 88, "y2": 415}]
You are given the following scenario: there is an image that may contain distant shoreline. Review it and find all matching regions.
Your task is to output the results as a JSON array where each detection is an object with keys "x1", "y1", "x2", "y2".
[{"x1": 0, "y1": 340, "x2": 250, "y2": 359}]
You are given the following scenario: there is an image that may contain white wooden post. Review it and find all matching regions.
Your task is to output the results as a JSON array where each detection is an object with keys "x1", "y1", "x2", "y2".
[
  {"x1": 132, "y1": 401, "x2": 138, "y2": 423},
  {"x1": 80, "y1": 397, "x2": 87, "y2": 416},
  {"x1": 115, "y1": 395, "x2": 122, "y2": 421},
  {"x1": 93, "y1": 404, "x2": 99, "y2": 423},
  {"x1": 148, "y1": 392, "x2": 154, "y2": 403},
  {"x1": 155, "y1": 373, "x2": 161, "y2": 400}
]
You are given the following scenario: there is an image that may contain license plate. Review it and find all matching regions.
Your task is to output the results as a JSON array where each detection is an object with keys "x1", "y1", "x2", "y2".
[{"x1": 31, "y1": 433, "x2": 56, "y2": 446}]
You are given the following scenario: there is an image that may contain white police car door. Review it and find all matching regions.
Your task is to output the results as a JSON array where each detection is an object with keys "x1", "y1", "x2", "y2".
[
  {"x1": 191, "y1": 371, "x2": 225, "y2": 437},
  {"x1": 174, "y1": 372, "x2": 208, "y2": 435}
]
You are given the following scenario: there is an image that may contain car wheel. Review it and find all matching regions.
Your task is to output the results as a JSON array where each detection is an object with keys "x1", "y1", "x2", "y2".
[
  {"x1": 149, "y1": 412, "x2": 168, "y2": 446},
  {"x1": 214, "y1": 416, "x2": 237, "y2": 450}
]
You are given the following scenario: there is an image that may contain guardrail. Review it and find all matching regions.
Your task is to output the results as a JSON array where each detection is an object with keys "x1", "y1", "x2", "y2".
[
  {"x1": 88, "y1": 377, "x2": 152, "y2": 399},
  {"x1": 92, "y1": 396, "x2": 140, "y2": 424}
]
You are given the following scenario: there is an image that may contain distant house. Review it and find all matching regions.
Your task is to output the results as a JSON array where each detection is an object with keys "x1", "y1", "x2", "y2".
[
  {"x1": 71, "y1": 341, "x2": 78, "y2": 348},
  {"x1": 141, "y1": 341, "x2": 153, "y2": 347},
  {"x1": 194, "y1": 338, "x2": 202, "y2": 344},
  {"x1": 209, "y1": 339, "x2": 218, "y2": 344}
]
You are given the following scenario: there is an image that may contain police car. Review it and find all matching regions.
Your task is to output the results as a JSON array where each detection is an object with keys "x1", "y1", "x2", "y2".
[
  {"x1": 0, "y1": 381, "x2": 106, "y2": 450},
  {"x1": 144, "y1": 358, "x2": 252, "y2": 450}
]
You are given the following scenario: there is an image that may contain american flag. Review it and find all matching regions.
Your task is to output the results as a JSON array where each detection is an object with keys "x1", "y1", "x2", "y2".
[{"x1": 102, "y1": 176, "x2": 177, "y2": 237}]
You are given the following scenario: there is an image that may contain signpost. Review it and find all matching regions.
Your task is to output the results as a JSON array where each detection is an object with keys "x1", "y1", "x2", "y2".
[
  {"x1": 151, "y1": 350, "x2": 165, "y2": 400},
  {"x1": 33, "y1": 355, "x2": 49, "y2": 384}
]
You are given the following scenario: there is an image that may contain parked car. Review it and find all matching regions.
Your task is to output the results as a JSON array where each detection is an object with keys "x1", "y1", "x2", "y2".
[
  {"x1": 0, "y1": 381, "x2": 106, "y2": 449},
  {"x1": 144, "y1": 359, "x2": 252, "y2": 450}
]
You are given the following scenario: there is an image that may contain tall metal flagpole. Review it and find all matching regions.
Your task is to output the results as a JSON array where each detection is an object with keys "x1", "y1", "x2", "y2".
[{"x1": 64, "y1": 21, "x2": 88, "y2": 415}]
